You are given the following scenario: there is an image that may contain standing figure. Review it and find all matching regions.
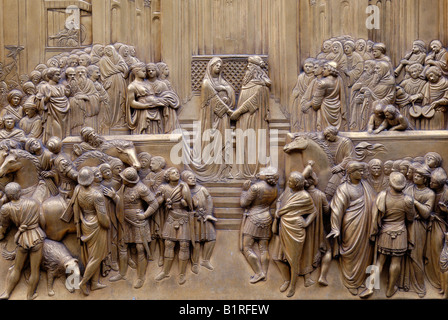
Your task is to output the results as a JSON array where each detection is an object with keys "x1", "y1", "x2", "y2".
[
  {"x1": 109, "y1": 167, "x2": 158, "y2": 289},
  {"x1": 239, "y1": 167, "x2": 279, "y2": 284},
  {"x1": 145, "y1": 63, "x2": 181, "y2": 134},
  {"x1": 426, "y1": 169, "x2": 448, "y2": 291},
  {"x1": 302, "y1": 164, "x2": 332, "y2": 286},
  {"x1": 0, "y1": 182, "x2": 46, "y2": 300},
  {"x1": 360, "y1": 172, "x2": 415, "y2": 298},
  {"x1": 36, "y1": 67, "x2": 70, "y2": 143},
  {"x1": 327, "y1": 161, "x2": 376, "y2": 296},
  {"x1": 311, "y1": 61, "x2": 346, "y2": 131},
  {"x1": 99, "y1": 45, "x2": 129, "y2": 130},
  {"x1": 272, "y1": 172, "x2": 317, "y2": 298},
  {"x1": 87, "y1": 65, "x2": 110, "y2": 135},
  {"x1": 154, "y1": 167, "x2": 194, "y2": 285},
  {"x1": 126, "y1": 62, "x2": 165, "y2": 135},
  {"x1": 61, "y1": 167, "x2": 110, "y2": 295},
  {"x1": 290, "y1": 58, "x2": 315, "y2": 132},
  {"x1": 144, "y1": 156, "x2": 167, "y2": 266},
  {"x1": 300, "y1": 59, "x2": 327, "y2": 132},
  {"x1": 190, "y1": 57, "x2": 236, "y2": 182},
  {"x1": 231, "y1": 56, "x2": 271, "y2": 179},
  {"x1": 181, "y1": 170, "x2": 217, "y2": 273},
  {"x1": 321, "y1": 126, "x2": 356, "y2": 200},
  {"x1": 401, "y1": 163, "x2": 435, "y2": 298}
]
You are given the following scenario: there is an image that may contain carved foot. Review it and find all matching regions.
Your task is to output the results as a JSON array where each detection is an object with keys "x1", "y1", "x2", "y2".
[
  {"x1": 304, "y1": 276, "x2": 315, "y2": 287},
  {"x1": 279, "y1": 281, "x2": 290, "y2": 293},
  {"x1": 191, "y1": 264, "x2": 199, "y2": 274},
  {"x1": 48, "y1": 289, "x2": 55, "y2": 296},
  {"x1": 249, "y1": 272, "x2": 266, "y2": 284},
  {"x1": 386, "y1": 285, "x2": 398, "y2": 298},
  {"x1": 200, "y1": 260, "x2": 214, "y2": 271},
  {"x1": 178, "y1": 274, "x2": 186, "y2": 285},
  {"x1": 318, "y1": 277, "x2": 328, "y2": 286},
  {"x1": 359, "y1": 288, "x2": 374, "y2": 299},
  {"x1": 109, "y1": 274, "x2": 126, "y2": 282},
  {"x1": 27, "y1": 292, "x2": 38, "y2": 300},
  {"x1": 79, "y1": 282, "x2": 89, "y2": 296},
  {"x1": 91, "y1": 282, "x2": 107, "y2": 291},
  {"x1": 286, "y1": 287, "x2": 296, "y2": 298},
  {"x1": 155, "y1": 272, "x2": 170, "y2": 282},
  {"x1": 0, "y1": 292, "x2": 9, "y2": 300},
  {"x1": 134, "y1": 278, "x2": 145, "y2": 289}
]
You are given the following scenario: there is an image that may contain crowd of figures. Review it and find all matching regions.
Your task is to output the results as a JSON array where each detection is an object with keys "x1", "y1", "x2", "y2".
[
  {"x1": 0, "y1": 43, "x2": 181, "y2": 142},
  {"x1": 0, "y1": 127, "x2": 218, "y2": 299},
  {"x1": 290, "y1": 36, "x2": 448, "y2": 133},
  {"x1": 242, "y1": 126, "x2": 448, "y2": 298}
]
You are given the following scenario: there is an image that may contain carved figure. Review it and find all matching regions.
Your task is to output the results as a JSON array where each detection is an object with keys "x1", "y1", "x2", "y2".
[
  {"x1": 239, "y1": 167, "x2": 279, "y2": 284},
  {"x1": 401, "y1": 163, "x2": 435, "y2": 297},
  {"x1": 0, "y1": 182, "x2": 46, "y2": 300},
  {"x1": 361, "y1": 172, "x2": 415, "y2": 298},
  {"x1": 231, "y1": 56, "x2": 271, "y2": 179},
  {"x1": 154, "y1": 167, "x2": 194, "y2": 285},
  {"x1": 272, "y1": 171, "x2": 316, "y2": 297},
  {"x1": 36, "y1": 67, "x2": 70, "y2": 143},
  {"x1": 290, "y1": 58, "x2": 315, "y2": 132},
  {"x1": 327, "y1": 161, "x2": 376, "y2": 296},
  {"x1": 126, "y1": 62, "x2": 164, "y2": 135},
  {"x1": 61, "y1": 167, "x2": 110, "y2": 295},
  {"x1": 189, "y1": 57, "x2": 236, "y2": 182},
  {"x1": 181, "y1": 170, "x2": 217, "y2": 273},
  {"x1": 110, "y1": 167, "x2": 158, "y2": 289}
]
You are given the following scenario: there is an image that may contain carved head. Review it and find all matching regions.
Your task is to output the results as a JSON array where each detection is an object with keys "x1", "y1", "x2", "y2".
[
  {"x1": 137, "y1": 152, "x2": 152, "y2": 169},
  {"x1": 288, "y1": 171, "x2": 305, "y2": 191},
  {"x1": 150, "y1": 156, "x2": 166, "y2": 172},
  {"x1": 146, "y1": 63, "x2": 160, "y2": 79},
  {"x1": 368, "y1": 158, "x2": 383, "y2": 178},
  {"x1": 430, "y1": 169, "x2": 448, "y2": 191},
  {"x1": 7, "y1": 89, "x2": 23, "y2": 107},
  {"x1": 412, "y1": 163, "x2": 431, "y2": 186},
  {"x1": 181, "y1": 170, "x2": 196, "y2": 187},
  {"x1": 2, "y1": 115, "x2": 15, "y2": 130},
  {"x1": 430, "y1": 40, "x2": 443, "y2": 53},
  {"x1": 164, "y1": 167, "x2": 180, "y2": 183},
  {"x1": 46, "y1": 136, "x2": 63, "y2": 154},
  {"x1": 372, "y1": 42, "x2": 386, "y2": 58},
  {"x1": 425, "y1": 152, "x2": 443, "y2": 169},
  {"x1": 4, "y1": 182, "x2": 21, "y2": 201},
  {"x1": 323, "y1": 126, "x2": 339, "y2": 142},
  {"x1": 343, "y1": 41, "x2": 355, "y2": 55},
  {"x1": 346, "y1": 161, "x2": 365, "y2": 182},
  {"x1": 389, "y1": 172, "x2": 407, "y2": 192},
  {"x1": 78, "y1": 167, "x2": 94, "y2": 187},
  {"x1": 302, "y1": 58, "x2": 315, "y2": 74},
  {"x1": 99, "y1": 163, "x2": 112, "y2": 180},
  {"x1": 426, "y1": 66, "x2": 442, "y2": 83}
]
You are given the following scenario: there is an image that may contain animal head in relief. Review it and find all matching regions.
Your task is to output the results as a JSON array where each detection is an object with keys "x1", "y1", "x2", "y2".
[
  {"x1": 101, "y1": 139, "x2": 141, "y2": 171},
  {"x1": 283, "y1": 134, "x2": 311, "y2": 154}
]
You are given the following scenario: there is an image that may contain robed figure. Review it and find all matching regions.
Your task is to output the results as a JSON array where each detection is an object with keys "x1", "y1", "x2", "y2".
[{"x1": 189, "y1": 57, "x2": 236, "y2": 182}]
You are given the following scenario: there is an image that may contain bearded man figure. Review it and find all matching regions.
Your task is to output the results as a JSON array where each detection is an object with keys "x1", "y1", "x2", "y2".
[{"x1": 231, "y1": 56, "x2": 272, "y2": 179}]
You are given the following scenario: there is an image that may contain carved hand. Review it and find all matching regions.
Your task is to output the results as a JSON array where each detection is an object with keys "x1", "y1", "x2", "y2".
[
  {"x1": 242, "y1": 180, "x2": 251, "y2": 191},
  {"x1": 326, "y1": 229, "x2": 340, "y2": 238}
]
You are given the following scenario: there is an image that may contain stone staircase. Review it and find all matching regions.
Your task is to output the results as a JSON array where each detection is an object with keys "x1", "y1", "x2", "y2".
[{"x1": 179, "y1": 118, "x2": 291, "y2": 230}]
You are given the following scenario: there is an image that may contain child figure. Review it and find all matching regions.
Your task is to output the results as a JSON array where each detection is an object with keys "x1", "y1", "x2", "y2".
[{"x1": 367, "y1": 102, "x2": 386, "y2": 134}]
